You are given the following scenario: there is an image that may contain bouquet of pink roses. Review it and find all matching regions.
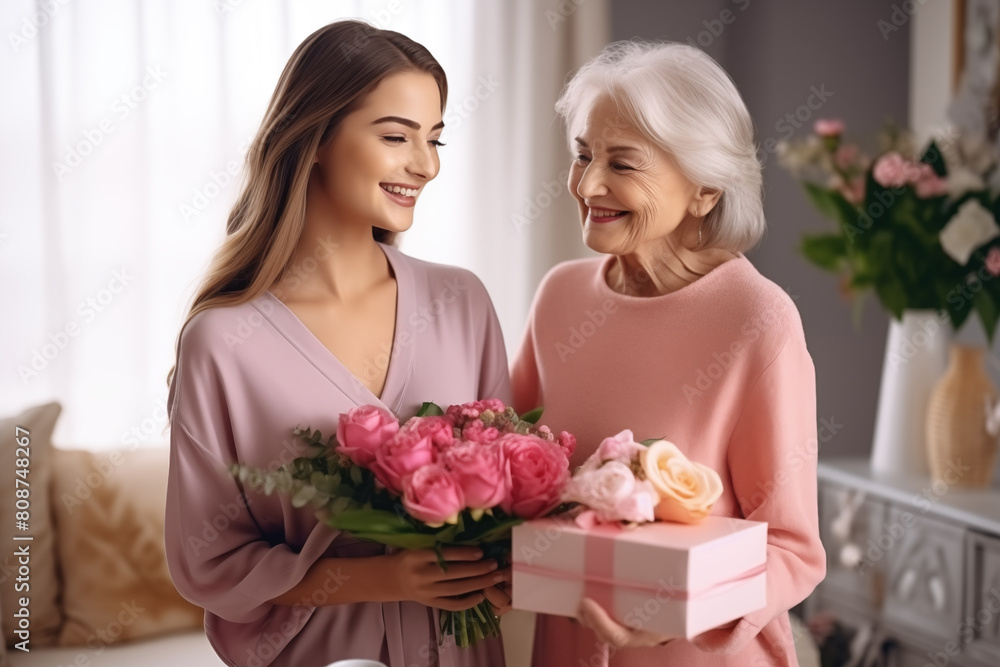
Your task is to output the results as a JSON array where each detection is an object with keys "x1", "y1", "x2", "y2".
[
  {"x1": 233, "y1": 399, "x2": 574, "y2": 648},
  {"x1": 561, "y1": 429, "x2": 723, "y2": 527}
]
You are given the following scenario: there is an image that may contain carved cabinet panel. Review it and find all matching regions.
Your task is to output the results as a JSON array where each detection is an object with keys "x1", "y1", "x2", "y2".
[
  {"x1": 818, "y1": 483, "x2": 888, "y2": 613},
  {"x1": 882, "y1": 507, "x2": 965, "y2": 644},
  {"x1": 813, "y1": 463, "x2": 1000, "y2": 666},
  {"x1": 964, "y1": 532, "x2": 1000, "y2": 666}
]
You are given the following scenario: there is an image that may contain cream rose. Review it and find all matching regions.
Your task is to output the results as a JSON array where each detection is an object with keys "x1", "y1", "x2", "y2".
[{"x1": 640, "y1": 441, "x2": 723, "y2": 524}]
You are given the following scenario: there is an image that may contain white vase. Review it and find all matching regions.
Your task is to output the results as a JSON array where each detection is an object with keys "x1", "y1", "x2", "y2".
[{"x1": 870, "y1": 310, "x2": 951, "y2": 477}]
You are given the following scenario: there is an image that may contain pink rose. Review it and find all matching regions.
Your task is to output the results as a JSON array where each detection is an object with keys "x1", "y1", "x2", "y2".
[
  {"x1": 373, "y1": 429, "x2": 436, "y2": 494},
  {"x1": 614, "y1": 482, "x2": 659, "y2": 523},
  {"x1": 442, "y1": 443, "x2": 506, "y2": 509},
  {"x1": 461, "y1": 419, "x2": 501, "y2": 444},
  {"x1": 401, "y1": 416, "x2": 456, "y2": 450},
  {"x1": 336, "y1": 405, "x2": 399, "y2": 467},
  {"x1": 562, "y1": 460, "x2": 657, "y2": 524},
  {"x1": 872, "y1": 151, "x2": 908, "y2": 188},
  {"x1": 595, "y1": 430, "x2": 645, "y2": 464},
  {"x1": 986, "y1": 247, "x2": 1000, "y2": 277},
  {"x1": 498, "y1": 433, "x2": 569, "y2": 519},
  {"x1": 814, "y1": 118, "x2": 844, "y2": 138},
  {"x1": 402, "y1": 464, "x2": 465, "y2": 527}
]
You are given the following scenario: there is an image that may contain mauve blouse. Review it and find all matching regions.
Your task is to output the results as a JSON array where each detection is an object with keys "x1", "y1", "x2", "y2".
[{"x1": 165, "y1": 244, "x2": 511, "y2": 667}]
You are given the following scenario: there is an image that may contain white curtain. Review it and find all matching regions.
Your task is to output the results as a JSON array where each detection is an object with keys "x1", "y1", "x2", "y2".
[{"x1": 0, "y1": 0, "x2": 609, "y2": 449}]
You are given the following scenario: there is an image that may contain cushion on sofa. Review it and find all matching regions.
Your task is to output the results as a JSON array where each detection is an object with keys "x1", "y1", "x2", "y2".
[
  {"x1": 50, "y1": 447, "x2": 203, "y2": 647},
  {"x1": 0, "y1": 403, "x2": 63, "y2": 648}
]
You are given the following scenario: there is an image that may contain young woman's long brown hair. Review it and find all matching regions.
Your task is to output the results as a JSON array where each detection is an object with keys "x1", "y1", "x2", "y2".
[{"x1": 167, "y1": 21, "x2": 447, "y2": 388}]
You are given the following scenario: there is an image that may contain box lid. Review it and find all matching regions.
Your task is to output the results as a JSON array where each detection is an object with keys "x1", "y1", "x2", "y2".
[{"x1": 513, "y1": 515, "x2": 767, "y2": 596}]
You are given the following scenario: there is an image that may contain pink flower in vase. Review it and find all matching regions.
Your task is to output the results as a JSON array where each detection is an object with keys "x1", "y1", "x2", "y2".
[
  {"x1": 833, "y1": 143, "x2": 858, "y2": 170},
  {"x1": 336, "y1": 405, "x2": 399, "y2": 467},
  {"x1": 814, "y1": 118, "x2": 844, "y2": 137},
  {"x1": 873, "y1": 152, "x2": 909, "y2": 188},
  {"x1": 914, "y1": 163, "x2": 948, "y2": 198},
  {"x1": 986, "y1": 247, "x2": 1000, "y2": 277}
]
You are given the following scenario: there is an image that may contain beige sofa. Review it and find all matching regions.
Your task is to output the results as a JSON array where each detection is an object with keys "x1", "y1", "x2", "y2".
[{"x1": 0, "y1": 403, "x2": 220, "y2": 667}]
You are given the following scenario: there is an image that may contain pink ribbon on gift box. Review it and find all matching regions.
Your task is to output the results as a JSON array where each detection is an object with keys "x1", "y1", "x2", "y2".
[
  {"x1": 585, "y1": 524, "x2": 621, "y2": 613},
  {"x1": 513, "y1": 523, "x2": 766, "y2": 607}
]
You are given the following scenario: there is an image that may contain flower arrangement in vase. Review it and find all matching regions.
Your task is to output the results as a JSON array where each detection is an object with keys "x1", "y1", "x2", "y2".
[
  {"x1": 778, "y1": 119, "x2": 1000, "y2": 339},
  {"x1": 780, "y1": 120, "x2": 1000, "y2": 477}
]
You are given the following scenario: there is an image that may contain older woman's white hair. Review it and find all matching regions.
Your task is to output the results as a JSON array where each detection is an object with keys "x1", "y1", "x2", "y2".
[{"x1": 555, "y1": 40, "x2": 765, "y2": 253}]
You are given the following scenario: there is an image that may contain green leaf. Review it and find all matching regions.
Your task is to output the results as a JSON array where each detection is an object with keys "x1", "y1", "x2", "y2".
[
  {"x1": 640, "y1": 438, "x2": 663, "y2": 446},
  {"x1": 801, "y1": 234, "x2": 848, "y2": 272},
  {"x1": 416, "y1": 402, "x2": 445, "y2": 417},
  {"x1": 433, "y1": 514, "x2": 467, "y2": 543},
  {"x1": 803, "y1": 182, "x2": 840, "y2": 220},
  {"x1": 519, "y1": 407, "x2": 544, "y2": 424},
  {"x1": 350, "y1": 464, "x2": 363, "y2": 486},
  {"x1": 920, "y1": 140, "x2": 948, "y2": 177},
  {"x1": 347, "y1": 532, "x2": 442, "y2": 549},
  {"x1": 946, "y1": 300, "x2": 973, "y2": 332},
  {"x1": 829, "y1": 190, "x2": 865, "y2": 231},
  {"x1": 872, "y1": 266, "x2": 908, "y2": 320},
  {"x1": 326, "y1": 508, "x2": 414, "y2": 534}
]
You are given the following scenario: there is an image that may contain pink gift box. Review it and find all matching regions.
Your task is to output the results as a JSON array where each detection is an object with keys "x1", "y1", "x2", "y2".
[{"x1": 511, "y1": 516, "x2": 767, "y2": 640}]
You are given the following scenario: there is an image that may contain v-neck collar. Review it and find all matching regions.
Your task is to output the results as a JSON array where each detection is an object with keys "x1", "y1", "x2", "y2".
[{"x1": 255, "y1": 242, "x2": 416, "y2": 415}]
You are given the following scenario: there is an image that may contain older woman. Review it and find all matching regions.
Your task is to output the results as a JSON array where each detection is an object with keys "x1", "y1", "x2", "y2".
[{"x1": 512, "y1": 41, "x2": 826, "y2": 666}]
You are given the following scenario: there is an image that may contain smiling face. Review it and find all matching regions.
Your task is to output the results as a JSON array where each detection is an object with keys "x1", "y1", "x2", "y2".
[
  {"x1": 568, "y1": 95, "x2": 717, "y2": 256},
  {"x1": 310, "y1": 71, "x2": 444, "y2": 236}
]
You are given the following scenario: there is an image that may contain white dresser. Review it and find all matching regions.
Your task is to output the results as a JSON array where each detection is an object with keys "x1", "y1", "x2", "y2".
[{"x1": 812, "y1": 458, "x2": 1000, "y2": 666}]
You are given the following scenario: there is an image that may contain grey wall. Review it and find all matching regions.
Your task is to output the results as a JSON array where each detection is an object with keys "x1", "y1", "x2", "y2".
[{"x1": 611, "y1": 0, "x2": 912, "y2": 459}]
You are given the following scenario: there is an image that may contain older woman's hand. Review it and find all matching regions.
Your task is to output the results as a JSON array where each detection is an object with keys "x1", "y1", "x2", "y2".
[{"x1": 576, "y1": 597, "x2": 677, "y2": 648}]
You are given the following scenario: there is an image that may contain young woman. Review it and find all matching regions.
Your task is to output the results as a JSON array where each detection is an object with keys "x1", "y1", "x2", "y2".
[{"x1": 164, "y1": 21, "x2": 511, "y2": 667}]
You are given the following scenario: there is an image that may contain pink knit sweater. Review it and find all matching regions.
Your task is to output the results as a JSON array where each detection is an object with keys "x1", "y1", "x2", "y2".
[{"x1": 512, "y1": 254, "x2": 826, "y2": 666}]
